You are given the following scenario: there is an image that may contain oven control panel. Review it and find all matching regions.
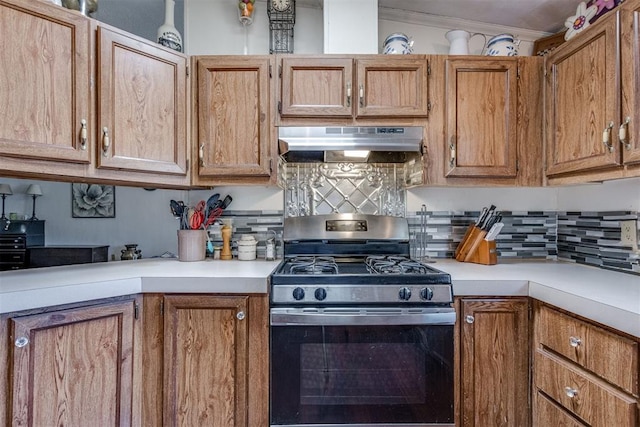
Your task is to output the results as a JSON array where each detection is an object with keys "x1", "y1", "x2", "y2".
[
  {"x1": 272, "y1": 284, "x2": 453, "y2": 305},
  {"x1": 325, "y1": 219, "x2": 367, "y2": 232}
]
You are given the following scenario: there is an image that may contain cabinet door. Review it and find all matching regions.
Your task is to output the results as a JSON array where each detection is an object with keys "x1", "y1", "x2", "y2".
[
  {"x1": 0, "y1": 0, "x2": 91, "y2": 164},
  {"x1": 96, "y1": 26, "x2": 188, "y2": 175},
  {"x1": 280, "y1": 57, "x2": 353, "y2": 117},
  {"x1": 195, "y1": 56, "x2": 272, "y2": 179},
  {"x1": 445, "y1": 58, "x2": 518, "y2": 177},
  {"x1": 356, "y1": 57, "x2": 429, "y2": 117},
  {"x1": 459, "y1": 298, "x2": 529, "y2": 427},
  {"x1": 9, "y1": 300, "x2": 136, "y2": 426},
  {"x1": 621, "y1": 2, "x2": 640, "y2": 165},
  {"x1": 163, "y1": 295, "x2": 249, "y2": 427},
  {"x1": 545, "y1": 13, "x2": 621, "y2": 176}
]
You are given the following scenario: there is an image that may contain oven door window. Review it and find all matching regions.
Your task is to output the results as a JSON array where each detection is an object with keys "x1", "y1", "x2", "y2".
[{"x1": 270, "y1": 324, "x2": 454, "y2": 425}]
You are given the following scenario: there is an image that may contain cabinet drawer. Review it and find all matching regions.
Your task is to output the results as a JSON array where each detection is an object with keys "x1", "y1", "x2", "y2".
[
  {"x1": 536, "y1": 304, "x2": 638, "y2": 395},
  {"x1": 534, "y1": 391, "x2": 587, "y2": 426},
  {"x1": 534, "y1": 349, "x2": 637, "y2": 427}
]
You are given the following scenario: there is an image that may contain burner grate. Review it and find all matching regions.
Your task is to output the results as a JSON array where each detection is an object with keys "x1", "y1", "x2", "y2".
[
  {"x1": 289, "y1": 256, "x2": 339, "y2": 275},
  {"x1": 365, "y1": 255, "x2": 431, "y2": 274}
]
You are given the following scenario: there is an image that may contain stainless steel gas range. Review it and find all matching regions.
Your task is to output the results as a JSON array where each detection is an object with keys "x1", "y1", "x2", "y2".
[{"x1": 270, "y1": 214, "x2": 455, "y2": 427}]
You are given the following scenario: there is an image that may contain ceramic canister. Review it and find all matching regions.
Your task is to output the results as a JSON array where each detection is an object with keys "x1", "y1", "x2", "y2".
[
  {"x1": 485, "y1": 33, "x2": 520, "y2": 56},
  {"x1": 383, "y1": 32, "x2": 414, "y2": 54}
]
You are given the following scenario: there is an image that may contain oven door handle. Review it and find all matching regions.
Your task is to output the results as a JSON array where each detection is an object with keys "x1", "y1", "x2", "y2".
[{"x1": 270, "y1": 309, "x2": 456, "y2": 326}]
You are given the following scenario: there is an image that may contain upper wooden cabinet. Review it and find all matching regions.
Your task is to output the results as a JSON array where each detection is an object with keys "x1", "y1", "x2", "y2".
[
  {"x1": 424, "y1": 55, "x2": 543, "y2": 186},
  {"x1": 192, "y1": 56, "x2": 274, "y2": 185},
  {"x1": 278, "y1": 55, "x2": 429, "y2": 121},
  {"x1": 1, "y1": 298, "x2": 140, "y2": 426},
  {"x1": 0, "y1": 0, "x2": 91, "y2": 164},
  {"x1": 445, "y1": 57, "x2": 518, "y2": 178},
  {"x1": 95, "y1": 25, "x2": 188, "y2": 176},
  {"x1": 545, "y1": 1, "x2": 640, "y2": 182}
]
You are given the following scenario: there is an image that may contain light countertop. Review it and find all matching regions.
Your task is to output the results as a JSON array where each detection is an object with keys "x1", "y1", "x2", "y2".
[{"x1": 1, "y1": 258, "x2": 638, "y2": 338}]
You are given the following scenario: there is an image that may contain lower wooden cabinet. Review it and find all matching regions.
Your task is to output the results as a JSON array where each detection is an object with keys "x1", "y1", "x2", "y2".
[
  {"x1": 142, "y1": 293, "x2": 269, "y2": 427},
  {"x1": 456, "y1": 297, "x2": 530, "y2": 427},
  {"x1": 532, "y1": 301, "x2": 639, "y2": 427},
  {"x1": 0, "y1": 297, "x2": 141, "y2": 426}
]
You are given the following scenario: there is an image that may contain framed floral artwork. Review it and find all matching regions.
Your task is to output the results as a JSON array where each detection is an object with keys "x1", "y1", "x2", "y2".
[{"x1": 71, "y1": 183, "x2": 116, "y2": 218}]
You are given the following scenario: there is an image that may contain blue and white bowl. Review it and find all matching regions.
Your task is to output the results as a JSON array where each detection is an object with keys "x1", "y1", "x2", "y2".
[
  {"x1": 485, "y1": 33, "x2": 520, "y2": 56},
  {"x1": 383, "y1": 32, "x2": 414, "y2": 54}
]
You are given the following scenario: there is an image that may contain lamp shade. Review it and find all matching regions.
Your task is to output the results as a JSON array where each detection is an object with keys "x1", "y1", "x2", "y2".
[
  {"x1": 26, "y1": 184, "x2": 43, "y2": 196},
  {"x1": 0, "y1": 183, "x2": 12, "y2": 195}
]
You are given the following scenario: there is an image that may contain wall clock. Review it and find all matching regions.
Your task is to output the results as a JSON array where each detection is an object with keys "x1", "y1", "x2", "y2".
[{"x1": 267, "y1": 0, "x2": 295, "y2": 54}]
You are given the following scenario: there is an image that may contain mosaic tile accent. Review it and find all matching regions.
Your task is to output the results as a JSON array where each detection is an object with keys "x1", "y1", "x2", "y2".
[
  {"x1": 406, "y1": 211, "x2": 557, "y2": 260},
  {"x1": 212, "y1": 209, "x2": 639, "y2": 276},
  {"x1": 557, "y1": 211, "x2": 639, "y2": 275},
  {"x1": 206, "y1": 210, "x2": 284, "y2": 259}
]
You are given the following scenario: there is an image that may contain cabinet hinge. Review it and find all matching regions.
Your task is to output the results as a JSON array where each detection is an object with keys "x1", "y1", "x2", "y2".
[
  {"x1": 427, "y1": 60, "x2": 431, "y2": 76},
  {"x1": 269, "y1": 158, "x2": 273, "y2": 174},
  {"x1": 134, "y1": 302, "x2": 139, "y2": 320},
  {"x1": 186, "y1": 65, "x2": 190, "y2": 77},
  {"x1": 278, "y1": 100, "x2": 282, "y2": 114},
  {"x1": 516, "y1": 66, "x2": 520, "y2": 80},
  {"x1": 269, "y1": 64, "x2": 272, "y2": 79},
  {"x1": 186, "y1": 159, "x2": 190, "y2": 172},
  {"x1": 279, "y1": 64, "x2": 282, "y2": 78},
  {"x1": 160, "y1": 300, "x2": 164, "y2": 316},
  {"x1": 427, "y1": 101, "x2": 431, "y2": 112}
]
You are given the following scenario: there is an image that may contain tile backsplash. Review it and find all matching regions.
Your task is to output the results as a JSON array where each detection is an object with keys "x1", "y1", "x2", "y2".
[{"x1": 215, "y1": 209, "x2": 639, "y2": 276}]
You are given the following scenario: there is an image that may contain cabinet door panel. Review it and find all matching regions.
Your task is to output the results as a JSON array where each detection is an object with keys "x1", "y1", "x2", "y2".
[
  {"x1": 445, "y1": 58, "x2": 517, "y2": 177},
  {"x1": 96, "y1": 26, "x2": 188, "y2": 175},
  {"x1": 0, "y1": 0, "x2": 91, "y2": 163},
  {"x1": 356, "y1": 58, "x2": 429, "y2": 117},
  {"x1": 546, "y1": 15, "x2": 620, "y2": 175},
  {"x1": 10, "y1": 300, "x2": 135, "y2": 426},
  {"x1": 163, "y1": 295, "x2": 248, "y2": 427},
  {"x1": 621, "y1": 3, "x2": 640, "y2": 165},
  {"x1": 280, "y1": 57, "x2": 353, "y2": 117},
  {"x1": 196, "y1": 57, "x2": 271, "y2": 178},
  {"x1": 460, "y1": 298, "x2": 529, "y2": 427}
]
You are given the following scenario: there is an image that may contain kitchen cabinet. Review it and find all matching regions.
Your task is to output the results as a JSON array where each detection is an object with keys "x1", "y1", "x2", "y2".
[
  {"x1": 545, "y1": 1, "x2": 640, "y2": 183},
  {"x1": 0, "y1": 297, "x2": 141, "y2": 426},
  {"x1": 191, "y1": 56, "x2": 275, "y2": 185},
  {"x1": 0, "y1": 0, "x2": 91, "y2": 165},
  {"x1": 142, "y1": 293, "x2": 269, "y2": 426},
  {"x1": 94, "y1": 24, "x2": 189, "y2": 178},
  {"x1": 0, "y1": 0, "x2": 190, "y2": 189},
  {"x1": 425, "y1": 55, "x2": 543, "y2": 186},
  {"x1": 532, "y1": 301, "x2": 639, "y2": 427},
  {"x1": 456, "y1": 297, "x2": 529, "y2": 427},
  {"x1": 277, "y1": 55, "x2": 429, "y2": 123}
]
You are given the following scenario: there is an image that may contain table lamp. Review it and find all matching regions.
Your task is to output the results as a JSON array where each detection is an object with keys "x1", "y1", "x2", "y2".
[
  {"x1": 26, "y1": 184, "x2": 42, "y2": 220},
  {"x1": 0, "y1": 183, "x2": 12, "y2": 221}
]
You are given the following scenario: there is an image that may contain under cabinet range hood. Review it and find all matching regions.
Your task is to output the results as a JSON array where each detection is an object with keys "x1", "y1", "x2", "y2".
[{"x1": 278, "y1": 126, "x2": 424, "y2": 163}]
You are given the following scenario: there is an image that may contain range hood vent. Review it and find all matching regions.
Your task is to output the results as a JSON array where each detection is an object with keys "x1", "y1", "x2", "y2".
[{"x1": 278, "y1": 126, "x2": 424, "y2": 163}]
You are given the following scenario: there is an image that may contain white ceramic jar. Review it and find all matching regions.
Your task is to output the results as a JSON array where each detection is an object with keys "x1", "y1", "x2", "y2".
[{"x1": 237, "y1": 234, "x2": 257, "y2": 261}]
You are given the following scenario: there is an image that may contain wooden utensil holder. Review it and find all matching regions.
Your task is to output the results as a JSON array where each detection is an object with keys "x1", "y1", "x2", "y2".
[{"x1": 455, "y1": 224, "x2": 497, "y2": 265}]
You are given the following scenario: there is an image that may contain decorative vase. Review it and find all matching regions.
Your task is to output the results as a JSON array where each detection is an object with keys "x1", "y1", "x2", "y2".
[{"x1": 157, "y1": 0, "x2": 183, "y2": 52}]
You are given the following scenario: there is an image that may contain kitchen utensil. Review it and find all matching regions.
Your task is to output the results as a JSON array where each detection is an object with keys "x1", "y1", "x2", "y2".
[
  {"x1": 205, "y1": 193, "x2": 220, "y2": 218},
  {"x1": 169, "y1": 200, "x2": 184, "y2": 217},
  {"x1": 485, "y1": 222, "x2": 504, "y2": 241},
  {"x1": 419, "y1": 204, "x2": 431, "y2": 261}
]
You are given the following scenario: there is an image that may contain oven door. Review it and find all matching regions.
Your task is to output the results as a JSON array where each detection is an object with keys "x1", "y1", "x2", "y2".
[{"x1": 270, "y1": 307, "x2": 455, "y2": 427}]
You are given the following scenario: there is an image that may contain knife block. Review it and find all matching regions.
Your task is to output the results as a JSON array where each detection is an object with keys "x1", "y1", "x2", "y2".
[{"x1": 455, "y1": 224, "x2": 497, "y2": 265}]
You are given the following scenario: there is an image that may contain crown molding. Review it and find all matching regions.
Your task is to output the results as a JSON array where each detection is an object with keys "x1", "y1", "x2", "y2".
[{"x1": 378, "y1": 6, "x2": 553, "y2": 42}]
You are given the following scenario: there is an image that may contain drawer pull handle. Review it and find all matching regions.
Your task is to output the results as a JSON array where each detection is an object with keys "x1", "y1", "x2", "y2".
[
  {"x1": 15, "y1": 336, "x2": 29, "y2": 348},
  {"x1": 569, "y1": 336, "x2": 581, "y2": 347},
  {"x1": 564, "y1": 386, "x2": 578, "y2": 398},
  {"x1": 236, "y1": 311, "x2": 245, "y2": 321},
  {"x1": 465, "y1": 315, "x2": 474, "y2": 324}
]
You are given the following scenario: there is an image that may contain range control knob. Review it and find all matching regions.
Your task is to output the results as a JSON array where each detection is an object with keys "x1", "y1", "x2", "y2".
[
  {"x1": 292, "y1": 287, "x2": 305, "y2": 301},
  {"x1": 398, "y1": 287, "x2": 412, "y2": 301},
  {"x1": 314, "y1": 288, "x2": 327, "y2": 301},
  {"x1": 420, "y1": 287, "x2": 434, "y2": 301}
]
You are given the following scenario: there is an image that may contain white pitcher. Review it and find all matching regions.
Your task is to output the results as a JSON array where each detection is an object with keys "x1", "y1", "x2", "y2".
[{"x1": 445, "y1": 30, "x2": 485, "y2": 55}]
